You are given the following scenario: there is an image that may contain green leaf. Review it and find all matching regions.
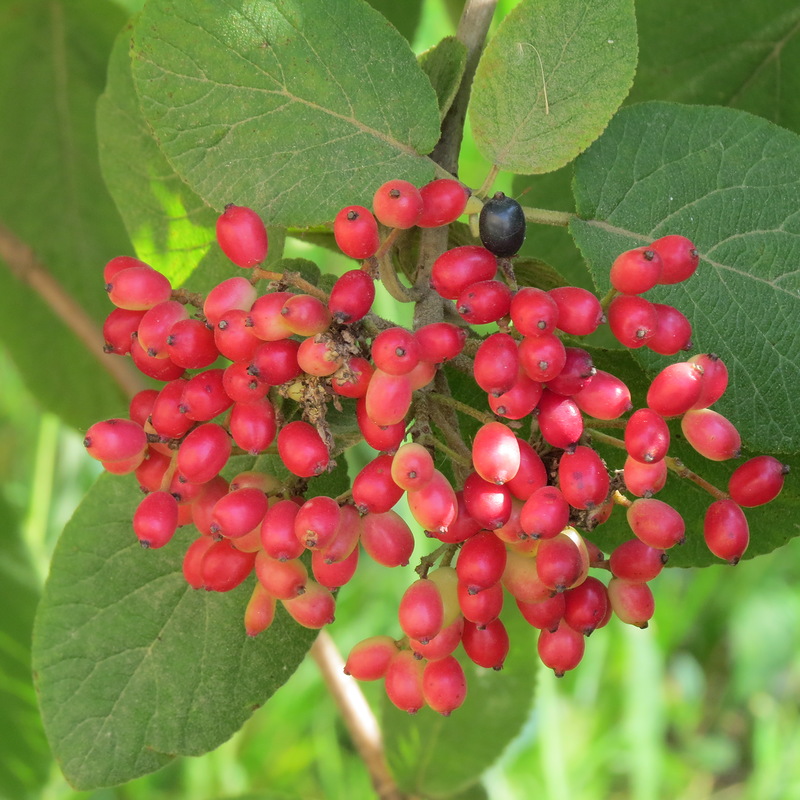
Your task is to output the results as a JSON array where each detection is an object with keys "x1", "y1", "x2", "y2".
[
  {"x1": 630, "y1": 0, "x2": 800, "y2": 133},
  {"x1": 0, "y1": 496, "x2": 50, "y2": 799},
  {"x1": 383, "y1": 609, "x2": 536, "y2": 798},
  {"x1": 32, "y1": 473, "x2": 318, "y2": 790},
  {"x1": 419, "y1": 36, "x2": 467, "y2": 120},
  {"x1": 131, "y1": 0, "x2": 441, "y2": 228},
  {"x1": 366, "y1": 0, "x2": 424, "y2": 43},
  {"x1": 469, "y1": 0, "x2": 638, "y2": 174},
  {"x1": 514, "y1": 256, "x2": 569, "y2": 291},
  {"x1": 571, "y1": 101, "x2": 800, "y2": 452},
  {"x1": 580, "y1": 349, "x2": 800, "y2": 568},
  {"x1": 0, "y1": 0, "x2": 133, "y2": 430},
  {"x1": 97, "y1": 22, "x2": 284, "y2": 295}
]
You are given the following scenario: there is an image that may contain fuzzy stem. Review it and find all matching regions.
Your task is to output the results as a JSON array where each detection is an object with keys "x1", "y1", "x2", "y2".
[
  {"x1": 253, "y1": 268, "x2": 328, "y2": 301},
  {"x1": 477, "y1": 164, "x2": 501, "y2": 198},
  {"x1": 428, "y1": 391, "x2": 496, "y2": 426},
  {"x1": 0, "y1": 221, "x2": 146, "y2": 401},
  {"x1": 599, "y1": 287, "x2": 618, "y2": 312},
  {"x1": 310, "y1": 632, "x2": 404, "y2": 800},
  {"x1": 664, "y1": 456, "x2": 729, "y2": 501},
  {"x1": 522, "y1": 207, "x2": 574, "y2": 227}
]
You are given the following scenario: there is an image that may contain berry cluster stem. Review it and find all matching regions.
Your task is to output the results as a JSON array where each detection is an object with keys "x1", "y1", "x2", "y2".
[{"x1": 309, "y1": 631, "x2": 404, "y2": 800}]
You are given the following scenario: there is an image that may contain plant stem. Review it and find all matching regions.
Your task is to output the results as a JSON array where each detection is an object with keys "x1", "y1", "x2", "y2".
[
  {"x1": 664, "y1": 456, "x2": 729, "y2": 501},
  {"x1": 0, "y1": 220, "x2": 146, "y2": 401},
  {"x1": 521, "y1": 206, "x2": 574, "y2": 227},
  {"x1": 253, "y1": 268, "x2": 328, "y2": 301},
  {"x1": 477, "y1": 164, "x2": 501, "y2": 198},
  {"x1": 431, "y1": 0, "x2": 499, "y2": 175},
  {"x1": 428, "y1": 391, "x2": 496, "y2": 426},
  {"x1": 309, "y1": 631, "x2": 404, "y2": 800},
  {"x1": 599, "y1": 286, "x2": 618, "y2": 311},
  {"x1": 586, "y1": 428, "x2": 626, "y2": 451}
]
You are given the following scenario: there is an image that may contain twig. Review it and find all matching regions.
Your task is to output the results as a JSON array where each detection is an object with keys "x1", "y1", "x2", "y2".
[
  {"x1": 309, "y1": 631, "x2": 404, "y2": 800},
  {"x1": 253, "y1": 268, "x2": 328, "y2": 301},
  {"x1": 428, "y1": 391, "x2": 496, "y2": 426},
  {"x1": 0, "y1": 220, "x2": 146, "y2": 401}
]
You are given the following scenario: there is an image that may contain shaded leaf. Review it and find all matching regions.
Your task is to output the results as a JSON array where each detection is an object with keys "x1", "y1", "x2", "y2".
[
  {"x1": 469, "y1": 0, "x2": 637, "y2": 174},
  {"x1": 631, "y1": 0, "x2": 800, "y2": 134},
  {"x1": 571, "y1": 101, "x2": 800, "y2": 452},
  {"x1": 366, "y1": 0, "x2": 424, "y2": 43},
  {"x1": 97, "y1": 22, "x2": 284, "y2": 296},
  {"x1": 514, "y1": 256, "x2": 569, "y2": 291},
  {"x1": 0, "y1": 0, "x2": 133, "y2": 429},
  {"x1": 0, "y1": 496, "x2": 50, "y2": 799},
  {"x1": 383, "y1": 609, "x2": 537, "y2": 798},
  {"x1": 131, "y1": 0, "x2": 441, "y2": 228},
  {"x1": 419, "y1": 36, "x2": 467, "y2": 120},
  {"x1": 32, "y1": 472, "x2": 319, "y2": 789}
]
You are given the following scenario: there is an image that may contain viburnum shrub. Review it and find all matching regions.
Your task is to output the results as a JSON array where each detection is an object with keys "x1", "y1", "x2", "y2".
[{"x1": 24, "y1": 0, "x2": 800, "y2": 796}]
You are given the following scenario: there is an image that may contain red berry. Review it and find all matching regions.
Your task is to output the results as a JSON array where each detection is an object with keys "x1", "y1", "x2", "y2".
[
  {"x1": 610, "y1": 246, "x2": 663, "y2": 294},
  {"x1": 371, "y1": 327, "x2": 420, "y2": 375},
  {"x1": 201, "y1": 540, "x2": 256, "y2": 592},
  {"x1": 414, "y1": 322, "x2": 467, "y2": 363},
  {"x1": 563, "y1": 576, "x2": 609, "y2": 635},
  {"x1": 280, "y1": 294, "x2": 332, "y2": 337},
  {"x1": 607, "y1": 578, "x2": 655, "y2": 627},
  {"x1": 518, "y1": 332, "x2": 567, "y2": 383},
  {"x1": 520, "y1": 486, "x2": 570, "y2": 540},
  {"x1": 328, "y1": 269, "x2": 375, "y2": 323},
  {"x1": 102, "y1": 308, "x2": 145, "y2": 355},
  {"x1": 728, "y1": 455, "x2": 789, "y2": 507},
  {"x1": 650, "y1": 234, "x2": 699, "y2": 284},
  {"x1": 352, "y1": 454, "x2": 404, "y2": 513},
  {"x1": 573, "y1": 370, "x2": 632, "y2": 420},
  {"x1": 647, "y1": 303, "x2": 693, "y2": 355},
  {"x1": 474, "y1": 332, "x2": 519, "y2": 396},
  {"x1": 538, "y1": 622, "x2": 585, "y2": 676},
  {"x1": 607, "y1": 294, "x2": 658, "y2": 348},
  {"x1": 462, "y1": 472, "x2": 512, "y2": 530},
  {"x1": 282, "y1": 580, "x2": 336, "y2": 628},
  {"x1": 399, "y1": 578, "x2": 444, "y2": 643},
  {"x1": 360, "y1": 510, "x2": 415, "y2": 567},
  {"x1": 456, "y1": 279, "x2": 513, "y2": 325},
  {"x1": 624, "y1": 408, "x2": 670, "y2": 464},
  {"x1": 391, "y1": 442, "x2": 435, "y2": 492},
  {"x1": 646, "y1": 361, "x2": 704, "y2": 417},
  {"x1": 423, "y1": 656, "x2": 467, "y2": 716},
  {"x1": 472, "y1": 422, "x2": 520, "y2": 485},
  {"x1": 680, "y1": 408, "x2": 741, "y2": 461},
  {"x1": 688, "y1": 353, "x2": 728, "y2": 409},
  {"x1": 345, "y1": 636, "x2": 398, "y2": 681},
  {"x1": 277, "y1": 421, "x2": 330, "y2": 478},
  {"x1": 456, "y1": 531, "x2": 507, "y2": 594},
  {"x1": 333, "y1": 205, "x2": 380, "y2": 259},
  {"x1": 84, "y1": 418, "x2": 147, "y2": 464},
  {"x1": 609, "y1": 539, "x2": 667, "y2": 582},
  {"x1": 622, "y1": 455, "x2": 667, "y2": 497},
  {"x1": 703, "y1": 499, "x2": 749, "y2": 564},
  {"x1": 407, "y1": 469, "x2": 458, "y2": 533},
  {"x1": 536, "y1": 389, "x2": 583, "y2": 450},
  {"x1": 462, "y1": 618, "x2": 509, "y2": 669},
  {"x1": 417, "y1": 179, "x2": 470, "y2": 228},
  {"x1": 430, "y1": 246, "x2": 497, "y2": 300},
  {"x1": 372, "y1": 179, "x2": 424, "y2": 229},
  {"x1": 177, "y1": 423, "x2": 232, "y2": 484},
  {"x1": 364, "y1": 369, "x2": 412, "y2": 427},
  {"x1": 626, "y1": 498, "x2": 685, "y2": 549},
  {"x1": 106, "y1": 265, "x2": 172, "y2": 310},
  {"x1": 216, "y1": 204, "x2": 268, "y2": 268},
  {"x1": 548, "y1": 286, "x2": 604, "y2": 336},
  {"x1": 384, "y1": 650, "x2": 425, "y2": 713},
  {"x1": 133, "y1": 491, "x2": 179, "y2": 549},
  {"x1": 203, "y1": 277, "x2": 257, "y2": 326},
  {"x1": 510, "y1": 287, "x2": 559, "y2": 337}
]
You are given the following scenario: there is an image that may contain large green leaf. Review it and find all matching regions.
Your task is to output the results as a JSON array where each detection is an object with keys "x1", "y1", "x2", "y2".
[
  {"x1": 0, "y1": 0, "x2": 134, "y2": 430},
  {"x1": 131, "y1": 0, "x2": 441, "y2": 228},
  {"x1": 469, "y1": 0, "x2": 638, "y2": 174},
  {"x1": 581, "y1": 349, "x2": 800, "y2": 568},
  {"x1": 631, "y1": 0, "x2": 800, "y2": 133},
  {"x1": 0, "y1": 496, "x2": 50, "y2": 799},
  {"x1": 571, "y1": 102, "x2": 800, "y2": 453},
  {"x1": 98, "y1": 23, "x2": 285, "y2": 295},
  {"x1": 383, "y1": 609, "x2": 537, "y2": 798},
  {"x1": 32, "y1": 472, "x2": 319, "y2": 789}
]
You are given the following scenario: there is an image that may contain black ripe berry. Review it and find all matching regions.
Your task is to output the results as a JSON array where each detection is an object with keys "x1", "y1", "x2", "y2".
[{"x1": 479, "y1": 192, "x2": 526, "y2": 257}]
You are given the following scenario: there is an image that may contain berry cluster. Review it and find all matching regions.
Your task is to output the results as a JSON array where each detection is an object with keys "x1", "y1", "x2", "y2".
[{"x1": 85, "y1": 178, "x2": 788, "y2": 717}]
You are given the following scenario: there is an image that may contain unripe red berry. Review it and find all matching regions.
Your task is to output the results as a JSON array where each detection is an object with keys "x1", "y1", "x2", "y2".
[
  {"x1": 216, "y1": 204, "x2": 268, "y2": 267},
  {"x1": 372, "y1": 179, "x2": 424, "y2": 229},
  {"x1": 333, "y1": 205, "x2": 380, "y2": 259}
]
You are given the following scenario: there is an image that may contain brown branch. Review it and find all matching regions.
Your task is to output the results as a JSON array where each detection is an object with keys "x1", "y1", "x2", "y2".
[
  {"x1": 0, "y1": 221, "x2": 145, "y2": 401},
  {"x1": 309, "y1": 631, "x2": 404, "y2": 800}
]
